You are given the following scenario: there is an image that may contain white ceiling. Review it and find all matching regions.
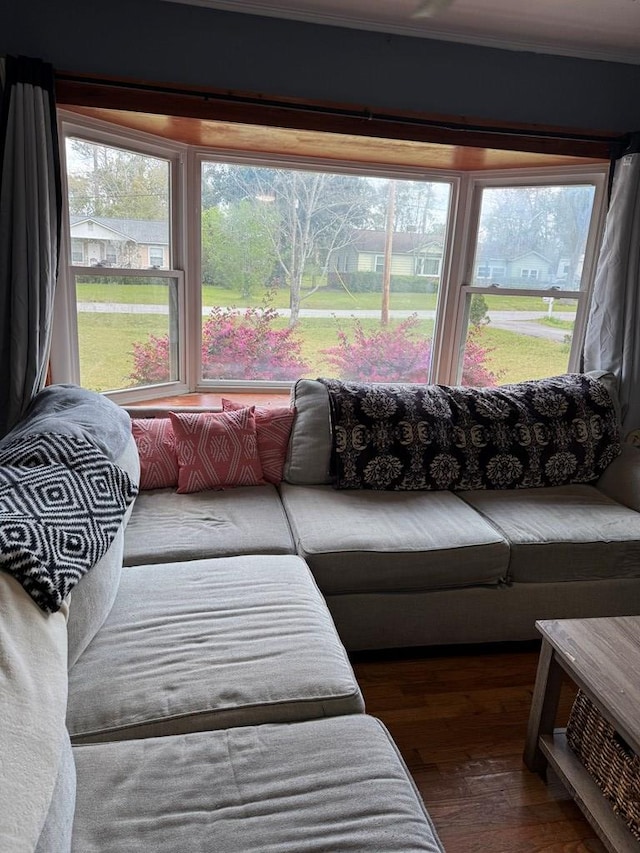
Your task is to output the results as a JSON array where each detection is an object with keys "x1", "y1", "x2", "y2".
[{"x1": 167, "y1": 0, "x2": 640, "y2": 65}]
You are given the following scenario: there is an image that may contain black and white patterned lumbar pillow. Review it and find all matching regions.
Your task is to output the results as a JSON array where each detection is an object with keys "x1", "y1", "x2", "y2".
[{"x1": 0, "y1": 433, "x2": 138, "y2": 613}]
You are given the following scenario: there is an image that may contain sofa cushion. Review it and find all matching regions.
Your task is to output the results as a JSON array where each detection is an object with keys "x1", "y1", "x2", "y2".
[
  {"x1": 279, "y1": 483, "x2": 510, "y2": 593},
  {"x1": 460, "y1": 485, "x2": 640, "y2": 583},
  {"x1": 67, "y1": 555, "x2": 363, "y2": 742},
  {"x1": 170, "y1": 409, "x2": 265, "y2": 493},
  {"x1": 123, "y1": 484, "x2": 294, "y2": 565},
  {"x1": 284, "y1": 378, "x2": 333, "y2": 485},
  {"x1": 71, "y1": 715, "x2": 444, "y2": 853}
]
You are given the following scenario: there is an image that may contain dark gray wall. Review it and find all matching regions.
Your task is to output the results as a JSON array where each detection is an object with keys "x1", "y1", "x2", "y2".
[{"x1": 4, "y1": 0, "x2": 640, "y2": 133}]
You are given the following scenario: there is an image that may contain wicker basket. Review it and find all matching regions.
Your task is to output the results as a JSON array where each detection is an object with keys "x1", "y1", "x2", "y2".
[{"x1": 566, "y1": 690, "x2": 640, "y2": 841}]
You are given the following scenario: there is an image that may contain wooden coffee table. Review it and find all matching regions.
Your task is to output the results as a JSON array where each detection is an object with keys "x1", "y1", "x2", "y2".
[{"x1": 524, "y1": 616, "x2": 640, "y2": 853}]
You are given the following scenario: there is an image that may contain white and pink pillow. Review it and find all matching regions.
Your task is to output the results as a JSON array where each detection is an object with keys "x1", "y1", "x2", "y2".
[
  {"x1": 221, "y1": 399, "x2": 296, "y2": 484},
  {"x1": 131, "y1": 418, "x2": 179, "y2": 490},
  {"x1": 169, "y1": 408, "x2": 265, "y2": 493}
]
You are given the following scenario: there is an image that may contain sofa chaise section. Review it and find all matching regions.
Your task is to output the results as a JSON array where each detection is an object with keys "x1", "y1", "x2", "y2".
[
  {"x1": 67, "y1": 555, "x2": 364, "y2": 743},
  {"x1": 71, "y1": 715, "x2": 444, "y2": 853}
]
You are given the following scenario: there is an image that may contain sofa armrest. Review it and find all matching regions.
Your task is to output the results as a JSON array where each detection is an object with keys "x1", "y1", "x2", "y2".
[
  {"x1": 0, "y1": 575, "x2": 70, "y2": 852},
  {"x1": 67, "y1": 432, "x2": 140, "y2": 668},
  {"x1": 597, "y1": 443, "x2": 640, "y2": 511}
]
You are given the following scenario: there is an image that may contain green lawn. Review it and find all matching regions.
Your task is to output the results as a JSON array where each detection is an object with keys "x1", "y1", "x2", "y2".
[
  {"x1": 76, "y1": 281, "x2": 577, "y2": 315},
  {"x1": 471, "y1": 325, "x2": 571, "y2": 384},
  {"x1": 539, "y1": 316, "x2": 574, "y2": 330},
  {"x1": 78, "y1": 304, "x2": 569, "y2": 392},
  {"x1": 77, "y1": 313, "x2": 173, "y2": 392}
]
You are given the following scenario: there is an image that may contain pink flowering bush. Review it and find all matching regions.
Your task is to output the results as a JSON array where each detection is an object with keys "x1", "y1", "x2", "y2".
[
  {"x1": 130, "y1": 334, "x2": 173, "y2": 384},
  {"x1": 200, "y1": 305, "x2": 308, "y2": 380},
  {"x1": 130, "y1": 305, "x2": 308, "y2": 385},
  {"x1": 460, "y1": 329, "x2": 504, "y2": 387},
  {"x1": 322, "y1": 315, "x2": 502, "y2": 387}
]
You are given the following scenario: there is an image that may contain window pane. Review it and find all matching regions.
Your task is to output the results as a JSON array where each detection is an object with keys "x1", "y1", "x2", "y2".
[
  {"x1": 75, "y1": 274, "x2": 179, "y2": 392},
  {"x1": 200, "y1": 164, "x2": 451, "y2": 383},
  {"x1": 471, "y1": 184, "x2": 596, "y2": 290},
  {"x1": 65, "y1": 138, "x2": 171, "y2": 269},
  {"x1": 457, "y1": 292, "x2": 577, "y2": 387}
]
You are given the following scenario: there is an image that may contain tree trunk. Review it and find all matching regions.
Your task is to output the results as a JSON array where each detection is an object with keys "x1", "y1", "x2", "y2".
[{"x1": 289, "y1": 269, "x2": 303, "y2": 326}]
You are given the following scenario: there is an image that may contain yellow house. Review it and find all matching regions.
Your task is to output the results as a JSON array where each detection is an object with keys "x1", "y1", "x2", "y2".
[{"x1": 330, "y1": 230, "x2": 444, "y2": 278}]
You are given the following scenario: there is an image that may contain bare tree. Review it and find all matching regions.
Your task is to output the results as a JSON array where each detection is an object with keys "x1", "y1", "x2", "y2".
[{"x1": 220, "y1": 165, "x2": 375, "y2": 325}]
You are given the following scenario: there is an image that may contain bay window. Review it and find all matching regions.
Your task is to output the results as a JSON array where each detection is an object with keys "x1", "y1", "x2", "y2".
[{"x1": 52, "y1": 112, "x2": 608, "y2": 401}]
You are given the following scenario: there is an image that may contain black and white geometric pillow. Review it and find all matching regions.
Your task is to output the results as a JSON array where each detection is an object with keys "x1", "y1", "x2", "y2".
[{"x1": 0, "y1": 433, "x2": 138, "y2": 613}]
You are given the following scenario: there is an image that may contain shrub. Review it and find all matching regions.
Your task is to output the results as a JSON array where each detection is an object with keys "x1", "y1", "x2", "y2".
[
  {"x1": 469, "y1": 293, "x2": 490, "y2": 326},
  {"x1": 130, "y1": 334, "x2": 173, "y2": 384},
  {"x1": 460, "y1": 328, "x2": 503, "y2": 387},
  {"x1": 200, "y1": 304, "x2": 308, "y2": 380},
  {"x1": 129, "y1": 304, "x2": 309, "y2": 384},
  {"x1": 326, "y1": 271, "x2": 439, "y2": 294},
  {"x1": 321, "y1": 314, "x2": 502, "y2": 387}
]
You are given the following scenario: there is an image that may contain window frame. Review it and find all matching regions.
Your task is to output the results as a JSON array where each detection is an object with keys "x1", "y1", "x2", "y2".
[
  {"x1": 194, "y1": 147, "x2": 461, "y2": 390},
  {"x1": 415, "y1": 255, "x2": 441, "y2": 277},
  {"x1": 54, "y1": 111, "x2": 609, "y2": 400},
  {"x1": 53, "y1": 113, "x2": 191, "y2": 403},
  {"x1": 70, "y1": 238, "x2": 84, "y2": 264},
  {"x1": 148, "y1": 245, "x2": 165, "y2": 268},
  {"x1": 431, "y1": 167, "x2": 609, "y2": 385}
]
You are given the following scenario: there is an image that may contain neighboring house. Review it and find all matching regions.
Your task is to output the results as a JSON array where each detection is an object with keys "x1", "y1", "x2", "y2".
[
  {"x1": 474, "y1": 250, "x2": 567, "y2": 288},
  {"x1": 330, "y1": 230, "x2": 444, "y2": 278},
  {"x1": 69, "y1": 216, "x2": 170, "y2": 269},
  {"x1": 555, "y1": 255, "x2": 584, "y2": 287}
]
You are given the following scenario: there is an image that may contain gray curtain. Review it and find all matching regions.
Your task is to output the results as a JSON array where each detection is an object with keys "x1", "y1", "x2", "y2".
[
  {"x1": 583, "y1": 135, "x2": 640, "y2": 437},
  {"x1": 0, "y1": 56, "x2": 62, "y2": 438}
]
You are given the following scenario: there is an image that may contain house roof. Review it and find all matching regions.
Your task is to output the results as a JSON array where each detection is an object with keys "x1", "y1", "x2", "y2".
[
  {"x1": 70, "y1": 215, "x2": 169, "y2": 245},
  {"x1": 509, "y1": 249, "x2": 552, "y2": 264},
  {"x1": 475, "y1": 248, "x2": 553, "y2": 264},
  {"x1": 349, "y1": 230, "x2": 441, "y2": 254}
]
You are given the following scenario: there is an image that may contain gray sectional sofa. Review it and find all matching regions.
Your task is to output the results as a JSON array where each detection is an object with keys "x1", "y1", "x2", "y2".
[
  {"x1": 0, "y1": 387, "x2": 443, "y2": 852},
  {"x1": 126, "y1": 373, "x2": 640, "y2": 651},
  {"x1": 4, "y1": 370, "x2": 640, "y2": 852}
]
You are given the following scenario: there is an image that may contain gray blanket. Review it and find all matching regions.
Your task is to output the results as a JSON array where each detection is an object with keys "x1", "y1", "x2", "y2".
[{"x1": 0, "y1": 384, "x2": 132, "y2": 461}]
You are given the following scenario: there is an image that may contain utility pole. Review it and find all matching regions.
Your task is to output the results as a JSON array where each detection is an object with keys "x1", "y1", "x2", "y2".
[{"x1": 381, "y1": 180, "x2": 396, "y2": 326}]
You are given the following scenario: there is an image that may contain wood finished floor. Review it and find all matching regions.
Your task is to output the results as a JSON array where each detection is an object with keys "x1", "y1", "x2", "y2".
[{"x1": 350, "y1": 642, "x2": 607, "y2": 853}]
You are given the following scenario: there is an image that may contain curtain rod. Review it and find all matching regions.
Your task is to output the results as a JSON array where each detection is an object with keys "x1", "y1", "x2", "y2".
[{"x1": 55, "y1": 72, "x2": 628, "y2": 153}]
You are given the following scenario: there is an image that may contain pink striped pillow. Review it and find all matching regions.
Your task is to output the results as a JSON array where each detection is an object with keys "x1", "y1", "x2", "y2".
[
  {"x1": 222, "y1": 399, "x2": 296, "y2": 484},
  {"x1": 169, "y1": 408, "x2": 264, "y2": 493},
  {"x1": 131, "y1": 418, "x2": 179, "y2": 490}
]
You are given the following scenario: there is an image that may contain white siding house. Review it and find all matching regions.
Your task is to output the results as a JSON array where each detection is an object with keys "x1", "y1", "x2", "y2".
[{"x1": 69, "y1": 216, "x2": 170, "y2": 269}]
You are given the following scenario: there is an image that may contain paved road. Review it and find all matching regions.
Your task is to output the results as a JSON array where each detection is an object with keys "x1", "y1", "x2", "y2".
[{"x1": 77, "y1": 303, "x2": 575, "y2": 342}]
